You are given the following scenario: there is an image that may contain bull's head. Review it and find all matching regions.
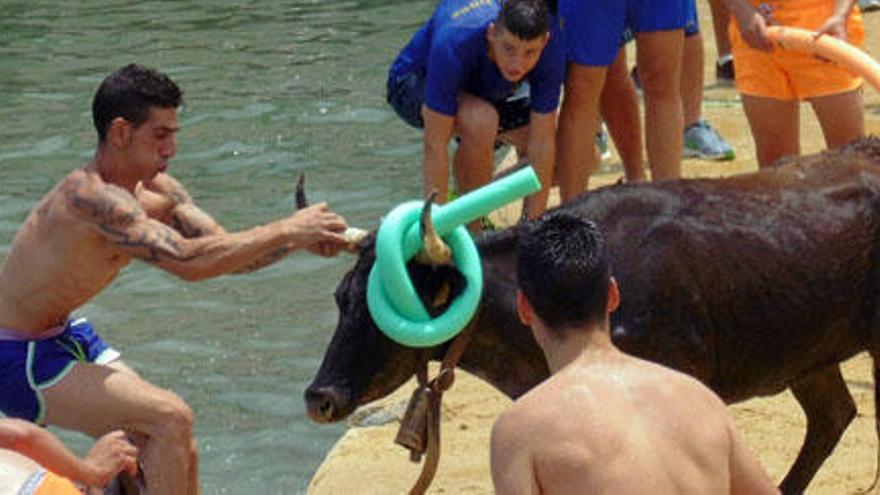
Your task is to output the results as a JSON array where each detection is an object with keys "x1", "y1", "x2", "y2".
[{"x1": 300, "y1": 177, "x2": 466, "y2": 423}]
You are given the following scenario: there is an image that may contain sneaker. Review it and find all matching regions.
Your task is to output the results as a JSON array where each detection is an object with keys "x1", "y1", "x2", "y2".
[
  {"x1": 684, "y1": 119, "x2": 735, "y2": 161},
  {"x1": 596, "y1": 124, "x2": 612, "y2": 162},
  {"x1": 860, "y1": 0, "x2": 880, "y2": 12},
  {"x1": 716, "y1": 54, "x2": 735, "y2": 84}
]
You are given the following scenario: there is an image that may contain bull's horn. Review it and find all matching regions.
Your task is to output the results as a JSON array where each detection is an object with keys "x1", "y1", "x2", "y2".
[
  {"x1": 416, "y1": 190, "x2": 452, "y2": 265},
  {"x1": 343, "y1": 227, "x2": 369, "y2": 252},
  {"x1": 295, "y1": 173, "x2": 308, "y2": 210}
]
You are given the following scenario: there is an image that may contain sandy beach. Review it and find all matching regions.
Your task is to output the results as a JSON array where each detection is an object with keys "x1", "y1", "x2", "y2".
[{"x1": 308, "y1": 4, "x2": 880, "y2": 494}]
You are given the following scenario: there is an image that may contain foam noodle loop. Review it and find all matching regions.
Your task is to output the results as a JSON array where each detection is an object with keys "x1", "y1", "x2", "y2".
[
  {"x1": 766, "y1": 26, "x2": 880, "y2": 92},
  {"x1": 367, "y1": 167, "x2": 541, "y2": 347}
]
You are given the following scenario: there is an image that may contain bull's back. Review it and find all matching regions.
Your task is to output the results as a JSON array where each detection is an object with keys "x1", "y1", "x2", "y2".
[{"x1": 566, "y1": 160, "x2": 880, "y2": 400}]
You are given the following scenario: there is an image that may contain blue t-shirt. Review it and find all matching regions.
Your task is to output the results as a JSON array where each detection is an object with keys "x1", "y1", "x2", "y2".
[{"x1": 389, "y1": 0, "x2": 564, "y2": 117}]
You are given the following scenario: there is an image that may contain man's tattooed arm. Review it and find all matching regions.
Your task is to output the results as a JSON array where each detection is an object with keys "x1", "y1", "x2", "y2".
[
  {"x1": 232, "y1": 244, "x2": 295, "y2": 273},
  {"x1": 170, "y1": 203, "x2": 226, "y2": 239},
  {"x1": 67, "y1": 177, "x2": 199, "y2": 264},
  {"x1": 158, "y1": 176, "x2": 227, "y2": 239}
]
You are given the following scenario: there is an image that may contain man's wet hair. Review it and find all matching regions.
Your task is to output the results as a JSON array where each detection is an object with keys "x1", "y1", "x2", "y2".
[
  {"x1": 92, "y1": 64, "x2": 183, "y2": 142},
  {"x1": 517, "y1": 211, "x2": 611, "y2": 333},
  {"x1": 497, "y1": 0, "x2": 549, "y2": 40}
]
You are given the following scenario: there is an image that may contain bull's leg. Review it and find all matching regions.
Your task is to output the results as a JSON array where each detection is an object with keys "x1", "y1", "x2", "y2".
[{"x1": 780, "y1": 365, "x2": 857, "y2": 494}]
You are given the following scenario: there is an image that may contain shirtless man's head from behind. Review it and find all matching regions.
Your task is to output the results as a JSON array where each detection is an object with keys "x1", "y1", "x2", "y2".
[
  {"x1": 92, "y1": 64, "x2": 183, "y2": 183},
  {"x1": 515, "y1": 211, "x2": 618, "y2": 362}
]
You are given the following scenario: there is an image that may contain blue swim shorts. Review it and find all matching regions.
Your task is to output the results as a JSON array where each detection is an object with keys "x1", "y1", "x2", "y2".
[
  {"x1": 0, "y1": 317, "x2": 120, "y2": 423},
  {"x1": 386, "y1": 70, "x2": 531, "y2": 133},
  {"x1": 621, "y1": 0, "x2": 699, "y2": 45},
  {"x1": 560, "y1": 0, "x2": 689, "y2": 66}
]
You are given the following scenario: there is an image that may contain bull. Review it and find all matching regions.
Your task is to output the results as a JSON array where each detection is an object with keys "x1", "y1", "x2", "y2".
[{"x1": 306, "y1": 137, "x2": 880, "y2": 494}]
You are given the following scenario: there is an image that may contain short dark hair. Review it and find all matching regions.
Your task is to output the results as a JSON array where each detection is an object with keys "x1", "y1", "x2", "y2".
[
  {"x1": 497, "y1": 0, "x2": 549, "y2": 40},
  {"x1": 517, "y1": 211, "x2": 611, "y2": 333},
  {"x1": 92, "y1": 64, "x2": 183, "y2": 142}
]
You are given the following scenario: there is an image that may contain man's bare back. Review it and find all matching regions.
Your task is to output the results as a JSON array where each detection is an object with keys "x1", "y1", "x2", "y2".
[{"x1": 494, "y1": 351, "x2": 746, "y2": 493}]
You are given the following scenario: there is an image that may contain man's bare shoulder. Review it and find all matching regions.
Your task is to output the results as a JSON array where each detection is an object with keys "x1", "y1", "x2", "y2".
[
  {"x1": 59, "y1": 169, "x2": 147, "y2": 226},
  {"x1": 635, "y1": 356, "x2": 727, "y2": 409},
  {"x1": 496, "y1": 370, "x2": 599, "y2": 444}
]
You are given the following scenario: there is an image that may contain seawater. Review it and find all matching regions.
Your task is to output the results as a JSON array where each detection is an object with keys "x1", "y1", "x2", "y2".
[{"x1": 0, "y1": 1, "x2": 433, "y2": 492}]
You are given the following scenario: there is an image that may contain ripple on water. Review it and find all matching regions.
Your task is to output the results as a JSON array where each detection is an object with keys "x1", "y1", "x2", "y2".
[
  {"x1": 138, "y1": 338, "x2": 227, "y2": 358},
  {"x1": 215, "y1": 102, "x2": 278, "y2": 121},
  {"x1": 0, "y1": 135, "x2": 73, "y2": 160},
  {"x1": 297, "y1": 107, "x2": 391, "y2": 125}
]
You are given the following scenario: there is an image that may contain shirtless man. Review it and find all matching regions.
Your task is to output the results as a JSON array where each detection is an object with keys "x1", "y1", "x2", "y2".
[
  {"x1": 491, "y1": 211, "x2": 778, "y2": 494},
  {"x1": 0, "y1": 64, "x2": 350, "y2": 495}
]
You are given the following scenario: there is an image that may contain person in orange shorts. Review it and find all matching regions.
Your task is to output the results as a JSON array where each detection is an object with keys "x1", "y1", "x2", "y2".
[
  {"x1": 0, "y1": 418, "x2": 138, "y2": 494},
  {"x1": 727, "y1": 0, "x2": 865, "y2": 167}
]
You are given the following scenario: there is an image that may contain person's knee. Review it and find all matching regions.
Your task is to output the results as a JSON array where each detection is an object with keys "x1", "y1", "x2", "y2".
[
  {"x1": 638, "y1": 60, "x2": 680, "y2": 101},
  {"x1": 565, "y1": 71, "x2": 603, "y2": 108},
  {"x1": 456, "y1": 102, "x2": 499, "y2": 145},
  {"x1": 151, "y1": 392, "x2": 195, "y2": 446}
]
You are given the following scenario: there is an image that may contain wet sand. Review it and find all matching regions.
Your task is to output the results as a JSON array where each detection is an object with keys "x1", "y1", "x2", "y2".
[{"x1": 309, "y1": 5, "x2": 880, "y2": 494}]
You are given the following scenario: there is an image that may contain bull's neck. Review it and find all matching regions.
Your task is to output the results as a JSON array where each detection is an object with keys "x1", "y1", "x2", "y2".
[{"x1": 432, "y1": 228, "x2": 550, "y2": 399}]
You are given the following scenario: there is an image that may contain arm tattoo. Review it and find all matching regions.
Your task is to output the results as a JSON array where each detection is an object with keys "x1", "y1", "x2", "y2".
[
  {"x1": 170, "y1": 204, "x2": 224, "y2": 239},
  {"x1": 233, "y1": 245, "x2": 293, "y2": 273},
  {"x1": 68, "y1": 178, "x2": 198, "y2": 263}
]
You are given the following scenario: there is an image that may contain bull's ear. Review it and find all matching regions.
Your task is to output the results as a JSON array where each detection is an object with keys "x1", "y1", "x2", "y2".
[{"x1": 607, "y1": 277, "x2": 620, "y2": 313}]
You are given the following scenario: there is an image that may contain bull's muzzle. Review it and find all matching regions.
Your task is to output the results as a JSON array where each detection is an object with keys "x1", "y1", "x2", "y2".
[{"x1": 304, "y1": 385, "x2": 349, "y2": 423}]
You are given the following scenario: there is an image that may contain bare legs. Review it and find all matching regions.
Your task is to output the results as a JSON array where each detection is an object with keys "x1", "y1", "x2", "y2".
[
  {"x1": 43, "y1": 361, "x2": 199, "y2": 495},
  {"x1": 682, "y1": 32, "x2": 705, "y2": 129},
  {"x1": 708, "y1": 0, "x2": 733, "y2": 61},
  {"x1": 557, "y1": 64, "x2": 607, "y2": 198},
  {"x1": 600, "y1": 48, "x2": 645, "y2": 182},
  {"x1": 635, "y1": 30, "x2": 685, "y2": 180},
  {"x1": 742, "y1": 88, "x2": 863, "y2": 167}
]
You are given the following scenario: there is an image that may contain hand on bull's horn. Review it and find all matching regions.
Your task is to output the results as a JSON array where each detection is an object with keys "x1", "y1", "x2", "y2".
[
  {"x1": 295, "y1": 173, "x2": 368, "y2": 255},
  {"x1": 416, "y1": 190, "x2": 452, "y2": 265}
]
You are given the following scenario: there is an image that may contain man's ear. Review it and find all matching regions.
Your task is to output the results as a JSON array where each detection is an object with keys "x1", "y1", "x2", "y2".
[
  {"x1": 607, "y1": 277, "x2": 620, "y2": 313},
  {"x1": 108, "y1": 117, "x2": 131, "y2": 149},
  {"x1": 516, "y1": 290, "x2": 533, "y2": 325},
  {"x1": 487, "y1": 22, "x2": 496, "y2": 42}
]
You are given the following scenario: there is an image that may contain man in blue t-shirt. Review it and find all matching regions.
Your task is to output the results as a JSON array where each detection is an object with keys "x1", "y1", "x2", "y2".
[{"x1": 387, "y1": 0, "x2": 564, "y2": 221}]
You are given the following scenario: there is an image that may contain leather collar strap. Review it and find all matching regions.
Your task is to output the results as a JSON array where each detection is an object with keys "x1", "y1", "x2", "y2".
[{"x1": 399, "y1": 320, "x2": 478, "y2": 494}]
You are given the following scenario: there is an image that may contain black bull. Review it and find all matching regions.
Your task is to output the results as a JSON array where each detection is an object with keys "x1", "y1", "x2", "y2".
[{"x1": 306, "y1": 137, "x2": 880, "y2": 494}]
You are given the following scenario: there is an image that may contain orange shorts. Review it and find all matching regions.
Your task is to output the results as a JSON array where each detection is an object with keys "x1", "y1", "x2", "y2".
[
  {"x1": 20, "y1": 470, "x2": 84, "y2": 495},
  {"x1": 729, "y1": 0, "x2": 864, "y2": 100}
]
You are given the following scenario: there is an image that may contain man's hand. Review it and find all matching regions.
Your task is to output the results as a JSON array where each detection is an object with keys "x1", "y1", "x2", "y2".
[
  {"x1": 286, "y1": 202, "x2": 350, "y2": 256},
  {"x1": 815, "y1": 14, "x2": 848, "y2": 41},
  {"x1": 80, "y1": 430, "x2": 139, "y2": 487},
  {"x1": 734, "y1": 4, "x2": 776, "y2": 52}
]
